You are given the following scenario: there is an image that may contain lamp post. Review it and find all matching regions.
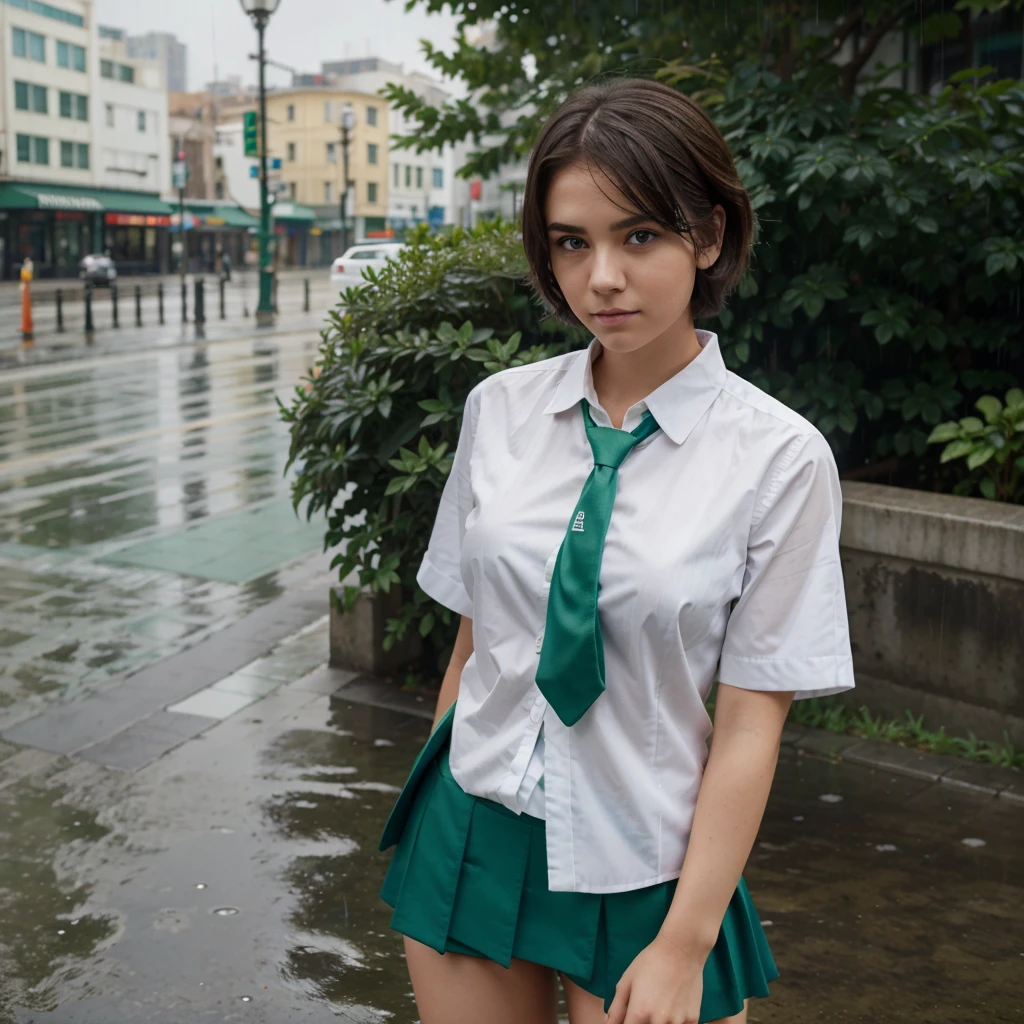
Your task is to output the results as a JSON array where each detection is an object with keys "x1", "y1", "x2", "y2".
[
  {"x1": 338, "y1": 103, "x2": 355, "y2": 256},
  {"x1": 239, "y1": 0, "x2": 281, "y2": 327}
]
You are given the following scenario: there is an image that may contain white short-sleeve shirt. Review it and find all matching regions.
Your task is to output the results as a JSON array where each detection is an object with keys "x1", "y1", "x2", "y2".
[{"x1": 416, "y1": 330, "x2": 855, "y2": 893}]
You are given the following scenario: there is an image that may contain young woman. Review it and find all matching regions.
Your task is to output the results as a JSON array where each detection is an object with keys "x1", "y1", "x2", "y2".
[{"x1": 378, "y1": 76, "x2": 855, "y2": 1024}]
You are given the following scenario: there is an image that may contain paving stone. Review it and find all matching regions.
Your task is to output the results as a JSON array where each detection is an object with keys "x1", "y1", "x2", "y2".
[
  {"x1": 289, "y1": 664, "x2": 361, "y2": 695},
  {"x1": 166, "y1": 688, "x2": 257, "y2": 720},
  {"x1": 841, "y1": 739, "x2": 957, "y2": 782},
  {"x1": 791, "y1": 729, "x2": 865, "y2": 758},
  {"x1": 140, "y1": 709, "x2": 217, "y2": 740},
  {"x1": 76, "y1": 722, "x2": 197, "y2": 771},
  {"x1": 940, "y1": 761, "x2": 1020, "y2": 797},
  {"x1": 211, "y1": 669, "x2": 283, "y2": 699},
  {"x1": 329, "y1": 673, "x2": 435, "y2": 721},
  {"x1": 780, "y1": 723, "x2": 807, "y2": 746}
]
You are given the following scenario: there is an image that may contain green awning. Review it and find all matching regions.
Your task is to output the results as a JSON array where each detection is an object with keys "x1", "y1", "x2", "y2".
[
  {"x1": 0, "y1": 182, "x2": 173, "y2": 215},
  {"x1": 184, "y1": 202, "x2": 260, "y2": 230},
  {"x1": 272, "y1": 201, "x2": 316, "y2": 223}
]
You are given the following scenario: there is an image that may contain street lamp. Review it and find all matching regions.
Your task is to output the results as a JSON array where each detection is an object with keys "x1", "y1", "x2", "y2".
[
  {"x1": 339, "y1": 103, "x2": 355, "y2": 256},
  {"x1": 239, "y1": 0, "x2": 281, "y2": 327}
]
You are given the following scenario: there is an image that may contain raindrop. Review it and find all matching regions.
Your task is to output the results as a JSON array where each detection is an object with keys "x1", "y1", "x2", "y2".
[
  {"x1": 374, "y1": 738, "x2": 395, "y2": 747},
  {"x1": 961, "y1": 837, "x2": 986, "y2": 848},
  {"x1": 196, "y1": 883, "x2": 208, "y2": 889},
  {"x1": 73, "y1": 821, "x2": 81, "y2": 826},
  {"x1": 240, "y1": 995, "x2": 252, "y2": 1002},
  {"x1": 213, "y1": 907, "x2": 240, "y2": 916},
  {"x1": 875, "y1": 844, "x2": 898, "y2": 852},
  {"x1": 760, "y1": 920, "x2": 773, "y2": 927},
  {"x1": 818, "y1": 793, "x2": 843, "y2": 803},
  {"x1": 57, "y1": 930, "x2": 65, "y2": 935},
  {"x1": 792, "y1": 815, "x2": 805, "y2": 822}
]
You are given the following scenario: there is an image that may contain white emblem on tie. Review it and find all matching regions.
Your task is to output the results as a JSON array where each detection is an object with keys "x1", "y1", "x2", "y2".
[{"x1": 572, "y1": 511, "x2": 585, "y2": 533}]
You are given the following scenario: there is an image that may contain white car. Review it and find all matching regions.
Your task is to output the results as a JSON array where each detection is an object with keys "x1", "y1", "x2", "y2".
[{"x1": 329, "y1": 242, "x2": 405, "y2": 288}]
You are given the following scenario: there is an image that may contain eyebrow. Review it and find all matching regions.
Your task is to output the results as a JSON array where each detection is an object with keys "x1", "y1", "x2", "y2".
[{"x1": 546, "y1": 213, "x2": 654, "y2": 234}]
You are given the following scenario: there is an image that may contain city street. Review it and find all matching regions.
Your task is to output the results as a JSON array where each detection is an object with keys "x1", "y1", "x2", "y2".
[{"x1": 0, "y1": 297, "x2": 335, "y2": 737}]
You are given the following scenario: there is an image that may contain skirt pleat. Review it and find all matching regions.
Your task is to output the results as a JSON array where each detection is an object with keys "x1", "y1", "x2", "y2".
[{"x1": 381, "y1": 738, "x2": 779, "y2": 1019}]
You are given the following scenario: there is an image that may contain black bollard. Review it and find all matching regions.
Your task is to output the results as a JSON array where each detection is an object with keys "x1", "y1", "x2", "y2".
[
  {"x1": 111, "y1": 282, "x2": 119, "y2": 327},
  {"x1": 303, "y1": 277, "x2": 310, "y2": 312},
  {"x1": 194, "y1": 278, "x2": 205, "y2": 324},
  {"x1": 158, "y1": 281, "x2": 164, "y2": 324},
  {"x1": 135, "y1": 284, "x2": 142, "y2": 327},
  {"x1": 84, "y1": 283, "x2": 94, "y2": 333},
  {"x1": 56, "y1": 289, "x2": 64, "y2": 332},
  {"x1": 181, "y1": 280, "x2": 187, "y2": 322},
  {"x1": 219, "y1": 275, "x2": 226, "y2": 319}
]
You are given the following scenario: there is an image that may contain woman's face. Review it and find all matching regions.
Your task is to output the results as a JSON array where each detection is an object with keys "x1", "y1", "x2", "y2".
[{"x1": 544, "y1": 161, "x2": 724, "y2": 355}]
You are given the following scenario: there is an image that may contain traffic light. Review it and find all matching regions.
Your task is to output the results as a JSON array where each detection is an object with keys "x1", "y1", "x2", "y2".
[{"x1": 243, "y1": 111, "x2": 259, "y2": 157}]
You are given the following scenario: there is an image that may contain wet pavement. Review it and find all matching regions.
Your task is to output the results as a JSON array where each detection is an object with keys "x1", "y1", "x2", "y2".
[
  {"x1": 0, "y1": 313, "x2": 334, "y2": 737},
  {"x1": 0, "y1": 627, "x2": 1021, "y2": 1023}
]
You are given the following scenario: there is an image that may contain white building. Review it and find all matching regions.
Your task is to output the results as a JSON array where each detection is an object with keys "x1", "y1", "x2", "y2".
[
  {"x1": 95, "y1": 26, "x2": 169, "y2": 196},
  {"x1": 213, "y1": 119, "x2": 259, "y2": 210},
  {"x1": 316, "y1": 58, "x2": 462, "y2": 232}
]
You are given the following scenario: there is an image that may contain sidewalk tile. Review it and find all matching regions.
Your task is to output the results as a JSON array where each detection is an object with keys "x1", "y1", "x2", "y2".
[
  {"x1": 211, "y1": 669, "x2": 283, "y2": 699},
  {"x1": 792, "y1": 730, "x2": 865, "y2": 758},
  {"x1": 941, "y1": 761, "x2": 1018, "y2": 796},
  {"x1": 77, "y1": 720, "x2": 201, "y2": 771},
  {"x1": 166, "y1": 688, "x2": 257, "y2": 719},
  {"x1": 842, "y1": 740, "x2": 956, "y2": 782}
]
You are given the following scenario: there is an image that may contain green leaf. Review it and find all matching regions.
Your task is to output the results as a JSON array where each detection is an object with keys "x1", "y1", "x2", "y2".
[
  {"x1": 979, "y1": 477, "x2": 997, "y2": 500},
  {"x1": 926, "y1": 422, "x2": 960, "y2": 443},
  {"x1": 966, "y1": 444, "x2": 996, "y2": 470},
  {"x1": 1006, "y1": 388, "x2": 1024, "y2": 410},
  {"x1": 958, "y1": 416, "x2": 985, "y2": 433},
  {"x1": 419, "y1": 612, "x2": 435, "y2": 637},
  {"x1": 975, "y1": 395, "x2": 1003, "y2": 423},
  {"x1": 940, "y1": 439, "x2": 975, "y2": 463}
]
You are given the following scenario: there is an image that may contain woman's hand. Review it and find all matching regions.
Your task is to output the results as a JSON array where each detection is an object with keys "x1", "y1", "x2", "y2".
[{"x1": 604, "y1": 933, "x2": 706, "y2": 1024}]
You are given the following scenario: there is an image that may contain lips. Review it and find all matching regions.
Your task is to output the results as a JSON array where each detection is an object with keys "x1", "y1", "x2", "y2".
[{"x1": 593, "y1": 310, "x2": 638, "y2": 325}]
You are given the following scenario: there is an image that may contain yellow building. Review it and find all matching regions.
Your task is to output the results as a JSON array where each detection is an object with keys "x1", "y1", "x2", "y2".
[{"x1": 263, "y1": 88, "x2": 389, "y2": 265}]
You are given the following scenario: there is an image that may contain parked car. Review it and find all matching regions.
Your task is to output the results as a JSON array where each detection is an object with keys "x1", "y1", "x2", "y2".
[
  {"x1": 329, "y1": 243, "x2": 405, "y2": 289},
  {"x1": 79, "y1": 253, "x2": 117, "y2": 286}
]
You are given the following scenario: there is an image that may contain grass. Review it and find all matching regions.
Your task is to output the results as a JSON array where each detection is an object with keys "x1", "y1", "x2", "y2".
[{"x1": 705, "y1": 689, "x2": 1023, "y2": 772}]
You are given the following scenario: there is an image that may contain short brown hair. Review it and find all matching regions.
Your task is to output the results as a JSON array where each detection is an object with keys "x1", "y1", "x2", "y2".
[{"x1": 521, "y1": 76, "x2": 756, "y2": 325}]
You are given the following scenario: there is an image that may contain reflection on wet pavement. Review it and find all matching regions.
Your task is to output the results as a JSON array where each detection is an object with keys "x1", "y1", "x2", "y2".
[
  {"x1": 0, "y1": 668, "x2": 1021, "y2": 1023},
  {"x1": 0, "y1": 331, "x2": 327, "y2": 731}
]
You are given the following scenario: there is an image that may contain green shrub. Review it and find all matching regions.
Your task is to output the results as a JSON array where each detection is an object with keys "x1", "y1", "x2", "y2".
[
  {"x1": 280, "y1": 221, "x2": 586, "y2": 670},
  {"x1": 927, "y1": 387, "x2": 1024, "y2": 502}
]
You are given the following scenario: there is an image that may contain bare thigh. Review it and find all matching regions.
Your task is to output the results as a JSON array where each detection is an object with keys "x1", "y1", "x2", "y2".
[
  {"x1": 404, "y1": 935, "x2": 559, "y2": 1024},
  {"x1": 561, "y1": 973, "x2": 749, "y2": 1024}
]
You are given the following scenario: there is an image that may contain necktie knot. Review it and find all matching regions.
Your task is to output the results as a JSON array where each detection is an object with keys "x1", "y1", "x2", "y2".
[{"x1": 583, "y1": 402, "x2": 661, "y2": 469}]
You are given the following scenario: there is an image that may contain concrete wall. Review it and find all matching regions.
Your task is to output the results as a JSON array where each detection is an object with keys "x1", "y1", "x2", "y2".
[{"x1": 839, "y1": 482, "x2": 1024, "y2": 745}]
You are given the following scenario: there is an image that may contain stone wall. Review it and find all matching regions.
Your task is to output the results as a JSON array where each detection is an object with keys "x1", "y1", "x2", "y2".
[{"x1": 839, "y1": 482, "x2": 1024, "y2": 745}]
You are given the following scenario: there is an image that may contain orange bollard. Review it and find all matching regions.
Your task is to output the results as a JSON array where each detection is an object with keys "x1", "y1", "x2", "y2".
[{"x1": 20, "y1": 257, "x2": 34, "y2": 345}]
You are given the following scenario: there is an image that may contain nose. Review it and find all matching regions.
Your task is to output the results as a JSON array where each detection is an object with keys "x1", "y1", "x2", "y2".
[{"x1": 588, "y1": 245, "x2": 626, "y2": 294}]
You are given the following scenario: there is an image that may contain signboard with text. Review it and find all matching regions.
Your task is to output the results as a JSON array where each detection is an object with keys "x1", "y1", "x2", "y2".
[{"x1": 243, "y1": 111, "x2": 259, "y2": 157}]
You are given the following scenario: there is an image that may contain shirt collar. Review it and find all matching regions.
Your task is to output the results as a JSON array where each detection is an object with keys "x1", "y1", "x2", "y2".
[{"x1": 542, "y1": 329, "x2": 727, "y2": 445}]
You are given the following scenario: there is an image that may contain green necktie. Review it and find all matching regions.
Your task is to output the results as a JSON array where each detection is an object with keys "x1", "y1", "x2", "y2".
[{"x1": 535, "y1": 399, "x2": 662, "y2": 727}]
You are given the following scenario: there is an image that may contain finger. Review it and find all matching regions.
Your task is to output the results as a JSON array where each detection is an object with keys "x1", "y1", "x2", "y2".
[{"x1": 604, "y1": 977, "x2": 631, "y2": 1024}]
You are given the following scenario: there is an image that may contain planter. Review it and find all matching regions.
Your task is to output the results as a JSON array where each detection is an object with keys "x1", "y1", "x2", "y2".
[
  {"x1": 839, "y1": 482, "x2": 1024, "y2": 745},
  {"x1": 328, "y1": 584, "x2": 422, "y2": 675}
]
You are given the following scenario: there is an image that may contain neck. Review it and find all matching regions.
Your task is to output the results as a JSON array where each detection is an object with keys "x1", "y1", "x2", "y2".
[{"x1": 591, "y1": 318, "x2": 704, "y2": 411}]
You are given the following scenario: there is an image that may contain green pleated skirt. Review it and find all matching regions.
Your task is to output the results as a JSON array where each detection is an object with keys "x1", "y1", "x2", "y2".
[{"x1": 379, "y1": 714, "x2": 778, "y2": 1018}]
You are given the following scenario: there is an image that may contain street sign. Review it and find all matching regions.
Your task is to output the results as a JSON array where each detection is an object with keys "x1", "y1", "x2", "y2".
[
  {"x1": 270, "y1": 157, "x2": 282, "y2": 170},
  {"x1": 248, "y1": 166, "x2": 258, "y2": 178},
  {"x1": 172, "y1": 160, "x2": 188, "y2": 189},
  {"x1": 243, "y1": 111, "x2": 259, "y2": 157}
]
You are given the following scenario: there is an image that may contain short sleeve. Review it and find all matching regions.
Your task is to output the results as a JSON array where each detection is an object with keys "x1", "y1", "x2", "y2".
[
  {"x1": 718, "y1": 431, "x2": 855, "y2": 700},
  {"x1": 414, "y1": 383, "x2": 482, "y2": 618}
]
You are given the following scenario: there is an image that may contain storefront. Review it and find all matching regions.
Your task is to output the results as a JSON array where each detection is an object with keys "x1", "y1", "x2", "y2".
[
  {"x1": 169, "y1": 201, "x2": 260, "y2": 274},
  {"x1": 271, "y1": 201, "x2": 316, "y2": 267},
  {"x1": 0, "y1": 183, "x2": 173, "y2": 280}
]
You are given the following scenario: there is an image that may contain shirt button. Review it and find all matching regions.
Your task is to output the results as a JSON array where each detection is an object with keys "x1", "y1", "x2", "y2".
[{"x1": 535, "y1": 634, "x2": 544, "y2": 654}]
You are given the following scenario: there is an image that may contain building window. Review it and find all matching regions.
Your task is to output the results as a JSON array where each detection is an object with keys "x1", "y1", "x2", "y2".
[
  {"x1": 118, "y1": 63, "x2": 134, "y2": 83},
  {"x1": 326, "y1": 142, "x2": 336, "y2": 164},
  {"x1": 56, "y1": 40, "x2": 85, "y2": 70},
  {"x1": 324, "y1": 181, "x2": 332, "y2": 202},
  {"x1": 368, "y1": 182, "x2": 378, "y2": 204},
  {"x1": 416, "y1": 166, "x2": 423, "y2": 189},
  {"x1": 105, "y1": 103, "x2": 114, "y2": 126},
  {"x1": 137, "y1": 110, "x2": 146, "y2": 132},
  {"x1": 100, "y1": 59, "x2": 114, "y2": 78},
  {"x1": 287, "y1": 141, "x2": 296, "y2": 161},
  {"x1": 77, "y1": 142, "x2": 89, "y2": 169},
  {"x1": 14, "y1": 3, "x2": 83, "y2": 27},
  {"x1": 366, "y1": 105, "x2": 378, "y2": 127},
  {"x1": 16, "y1": 134, "x2": 31, "y2": 162},
  {"x1": 367, "y1": 142, "x2": 378, "y2": 165},
  {"x1": 289, "y1": 182, "x2": 297, "y2": 199},
  {"x1": 76, "y1": 94, "x2": 87, "y2": 120},
  {"x1": 61, "y1": 90, "x2": 82, "y2": 118},
  {"x1": 393, "y1": 162, "x2": 399, "y2": 187},
  {"x1": 33, "y1": 136, "x2": 50, "y2": 164},
  {"x1": 14, "y1": 81, "x2": 29, "y2": 110},
  {"x1": 14, "y1": 28, "x2": 46, "y2": 61},
  {"x1": 61, "y1": 140, "x2": 74, "y2": 167},
  {"x1": 404, "y1": 164, "x2": 411, "y2": 188},
  {"x1": 287, "y1": 103, "x2": 295, "y2": 122},
  {"x1": 433, "y1": 167, "x2": 443, "y2": 188}
]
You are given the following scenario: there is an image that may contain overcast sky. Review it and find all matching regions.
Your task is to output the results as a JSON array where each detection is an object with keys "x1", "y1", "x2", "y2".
[{"x1": 95, "y1": 0, "x2": 465, "y2": 95}]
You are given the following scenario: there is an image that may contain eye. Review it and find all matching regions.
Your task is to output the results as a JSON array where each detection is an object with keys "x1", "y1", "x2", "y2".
[
  {"x1": 556, "y1": 236, "x2": 586, "y2": 251},
  {"x1": 627, "y1": 229, "x2": 658, "y2": 246}
]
